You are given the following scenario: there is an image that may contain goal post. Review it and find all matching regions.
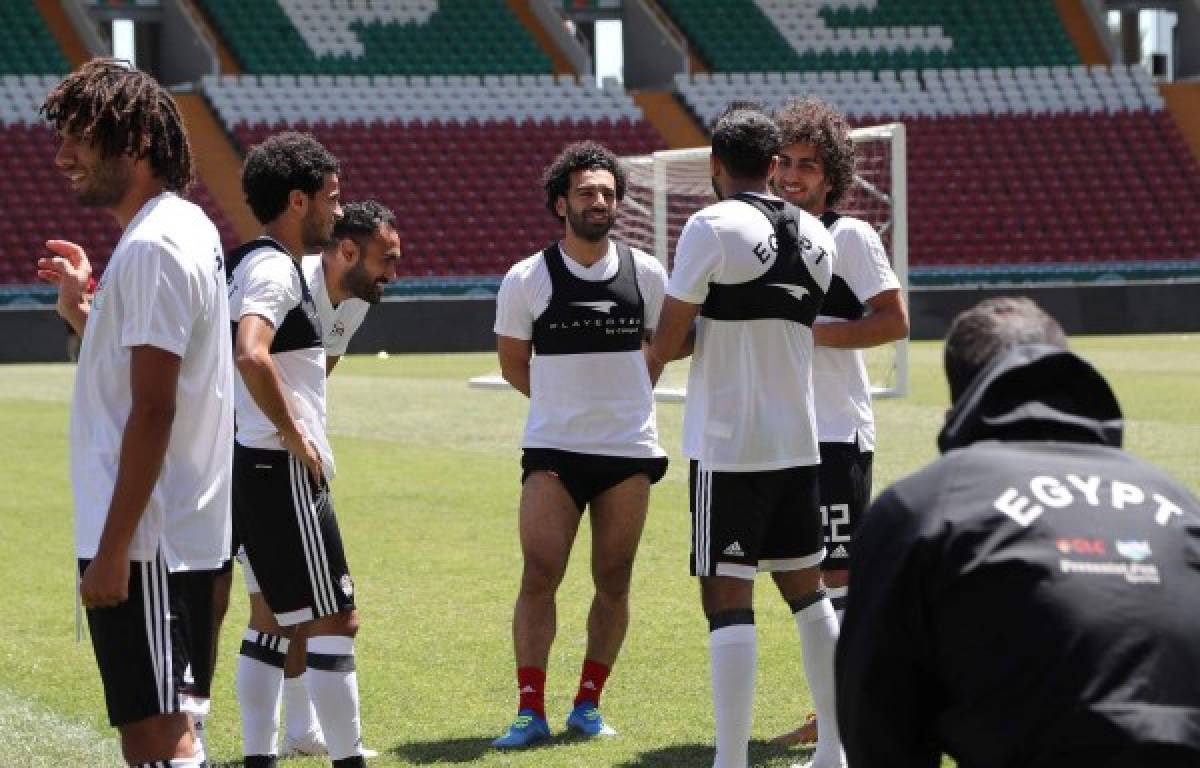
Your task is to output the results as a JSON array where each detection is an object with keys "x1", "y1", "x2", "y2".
[{"x1": 611, "y1": 122, "x2": 909, "y2": 398}]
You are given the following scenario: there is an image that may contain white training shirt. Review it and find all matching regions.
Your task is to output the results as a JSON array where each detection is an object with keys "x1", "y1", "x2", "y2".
[
  {"x1": 228, "y1": 241, "x2": 335, "y2": 479},
  {"x1": 814, "y1": 216, "x2": 901, "y2": 452},
  {"x1": 71, "y1": 192, "x2": 234, "y2": 570},
  {"x1": 669, "y1": 193, "x2": 835, "y2": 471},
  {"x1": 303, "y1": 254, "x2": 370, "y2": 358},
  {"x1": 494, "y1": 240, "x2": 668, "y2": 458}
]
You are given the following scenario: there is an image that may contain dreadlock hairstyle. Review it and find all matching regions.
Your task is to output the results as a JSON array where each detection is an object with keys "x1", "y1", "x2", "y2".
[
  {"x1": 774, "y1": 97, "x2": 855, "y2": 209},
  {"x1": 40, "y1": 58, "x2": 194, "y2": 192}
]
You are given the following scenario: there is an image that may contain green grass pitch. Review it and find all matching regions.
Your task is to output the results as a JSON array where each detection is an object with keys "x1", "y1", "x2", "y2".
[{"x1": 1, "y1": 335, "x2": 1197, "y2": 767}]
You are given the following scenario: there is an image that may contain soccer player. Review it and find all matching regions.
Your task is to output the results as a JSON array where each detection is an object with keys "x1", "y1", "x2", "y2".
[
  {"x1": 238, "y1": 201, "x2": 399, "y2": 759},
  {"x1": 838, "y1": 297, "x2": 1200, "y2": 767},
  {"x1": 769, "y1": 98, "x2": 909, "y2": 747},
  {"x1": 491, "y1": 141, "x2": 668, "y2": 748},
  {"x1": 37, "y1": 58, "x2": 233, "y2": 768},
  {"x1": 650, "y1": 103, "x2": 845, "y2": 768},
  {"x1": 225, "y1": 132, "x2": 367, "y2": 768}
]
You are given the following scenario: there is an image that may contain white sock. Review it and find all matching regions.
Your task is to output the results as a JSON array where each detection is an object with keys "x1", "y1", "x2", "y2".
[
  {"x1": 191, "y1": 715, "x2": 207, "y2": 764},
  {"x1": 709, "y1": 623, "x2": 756, "y2": 768},
  {"x1": 306, "y1": 635, "x2": 363, "y2": 760},
  {"x1": 284, "y1": 673, "x2": 321, "y2": 739},
  {"x1": 827, "y1": 585, "x2": 849, "y2": 624},
  {"x1": 795, "y1": 598, "x2": 845, "y2": 768},
  {"x1": 236, "y1": 629, "x2": 288, "y2": 757}
]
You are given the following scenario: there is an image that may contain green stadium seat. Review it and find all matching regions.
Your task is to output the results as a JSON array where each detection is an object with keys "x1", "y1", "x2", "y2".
[{"x1": 200, "y1": 0, "x2": 550, "y2": 75}]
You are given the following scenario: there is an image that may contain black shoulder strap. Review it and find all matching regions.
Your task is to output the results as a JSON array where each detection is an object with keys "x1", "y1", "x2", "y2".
[
  {"x1": 731, "y1": 192, "x2": 804, "y2": 261},
  {"x1": 225, "y1": 236, "x2": 278, "y2": 281},
  {"x1": 541, "y1": 242, "x2": 566, "y2": 282},
  {"x1": 820, "y1": 210, "x2": 842, "y2": 230}
]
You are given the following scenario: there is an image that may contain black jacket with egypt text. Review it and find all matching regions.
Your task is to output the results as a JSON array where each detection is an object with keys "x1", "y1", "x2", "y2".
[{"x1": 836, "y1": 344, "x2": 1200, "y2": 768}]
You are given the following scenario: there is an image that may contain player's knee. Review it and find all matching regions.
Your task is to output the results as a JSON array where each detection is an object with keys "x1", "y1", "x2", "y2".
[
  {"x1": 118, "y1": 712, "x2": 191, "y2": 763},
  {"x1": 821, "y1": 567, "x2": 849, "y2": 589},
  {"x1": 519, "y1": 556, "x2": 566, "y2": 595},
  {"x1": 340, "y1": 610, "x2": 361, "y2": 637},
  {"x1": 593, "y1": 561, "x2": 635, "y2": 601}
]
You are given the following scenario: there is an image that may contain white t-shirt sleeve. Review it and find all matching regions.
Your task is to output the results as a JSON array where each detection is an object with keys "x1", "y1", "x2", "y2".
[
  {"x1": 635, "y1": 251, "x2": 668, "y2": 330},
  {"x1": 240, "y1": 254, "x2": 300, "y2": 328},
  {"x1": 836, "y1": 222, "x2": 901, "y2": 303},
  {"x1": 117, "y1": 238, "x2": 199, "y2": 357},
  {"x1": 326, "y1": 300, "x2": 370, "y2": 356},
  {"x1": 493, "y1": 262, "x2": 536, "y2": 340},
  {"x1": 668, "y1": 215, "x2": 724, "y2": 304}
]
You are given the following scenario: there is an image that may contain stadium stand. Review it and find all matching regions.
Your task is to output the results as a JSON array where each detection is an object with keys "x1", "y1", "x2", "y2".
[
  {"x1": 0, "y1": 75, "x2": 239, "y2": 287},
  {"x1": 198, "y1": 0, "x2": 551, "y2": 75},
  {"x1": 202, "y1": 74, "x2": 663, "y2": 276},
  {"x1": 675, "y1": 65, "x2": 1200, "y2": 275},
  {"x1": 659, "y1": 0, "x2": 1077, "y2": 72},
  {"x1": 4, "y1": 0, "x2": 1195, "y2": 289},
  {"x1": 0, "y1": 1, "x2": 68, "y2": 75}
]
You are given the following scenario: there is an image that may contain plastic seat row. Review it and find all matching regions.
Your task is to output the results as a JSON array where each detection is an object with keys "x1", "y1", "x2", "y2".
[
  {"x1": 0, "y1": 124, "x2": 239, "y2": 285},
  {"x1": 658, "y1": 0, "x2": 1077, "y2": 72},
  {"x1": 199, "y1": 0, "x2": 550, "y2": 75},
  {"x1": 226, "y1": 118, "x2": 665, "y2": 277},
  {"x1": 676, "y1": 64, "x2": 1165, "y2": 124},
  {"x1": 202, "y1": 75, "x2": 644, "y2": 130}
]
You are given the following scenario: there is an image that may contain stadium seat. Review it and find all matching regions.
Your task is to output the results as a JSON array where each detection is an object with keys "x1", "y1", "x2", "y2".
[{"x1": 198, "y1": 0, "x2": 551, "y2": 75}]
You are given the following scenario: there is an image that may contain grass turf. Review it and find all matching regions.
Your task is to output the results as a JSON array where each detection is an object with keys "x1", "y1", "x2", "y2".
[{"x1": 0, "y1": 334, "x2": 1196, "y2": 767}]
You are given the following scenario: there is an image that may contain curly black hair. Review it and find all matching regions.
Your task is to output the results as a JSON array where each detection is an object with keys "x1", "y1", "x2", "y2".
[
  {"x1": 711, "y1": 102, "x2": 781, "y2": 181},
  {"x1": 241, "y1": 131, "x2": 340, "y2": 225},
  {"x1": 541, "y1": 141, "x2": 627, "y2": 222},
  {"x1": 331, "y1": 200, "x2": 396, "y2": 248},
  {"x1": 40, "y1": 58, "x2": 193, "y2": 192},
  {"x1": 774, "y1": 97, "x2": 855, "y2": 208}
]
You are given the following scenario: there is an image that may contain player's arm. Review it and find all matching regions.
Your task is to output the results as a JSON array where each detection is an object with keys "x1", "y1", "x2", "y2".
[
  {"x1": 647, "y1": 297, "x2": 699, "y2": 384},
  {"x1": 814, "y1": 288, "x2": 909, "y2": 349},
  {"x1": 81, "y1": 345, "x2": 181, "y2": 608},
  {"x1": 648, "y1": 215, "x2": 716, "y2": 380},
  {"x1": 837, "y1": 488, "x2": 941, "y2": 768},
  {"x1": 37, "y1": 239, "x2": 92, "y2": 336},
  {"x1": 497, "y1": 335, "x2": 532, "y2": 398},
  {"x1": 235, "y1": 314, "x2": 322, "y2": 480}
]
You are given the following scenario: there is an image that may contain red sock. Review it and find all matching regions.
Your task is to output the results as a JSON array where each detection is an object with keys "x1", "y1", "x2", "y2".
[
  {"x1": 516, "y1": 666, "x2": 546, "y2": 719},
  {"x1": 573, "y1": 659, "x2": 611, "y2": 707}
]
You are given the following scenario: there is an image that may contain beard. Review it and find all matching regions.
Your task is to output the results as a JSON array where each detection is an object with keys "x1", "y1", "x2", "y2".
[
  {"x1": 565, "y1": 206, "x2": 615, "y2": 242},
  {"x1": 301, "y1": 209, "x2": 335, "y2": 251},
  {"x1": 76, "y1": 155, "x2": 132, "y2": 208},
  {"x1": 340, "y1": 258, "x2": 384, "y2": 305}
]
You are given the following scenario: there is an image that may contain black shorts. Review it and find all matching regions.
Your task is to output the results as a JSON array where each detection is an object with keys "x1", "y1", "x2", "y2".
[
  {"x1": 689, "y1": 461, "x2": 824, "y2": 579},
  {"x1": 80, "y1": 554, "x2": 197, "y2": 726},
  {"x1": 233, "y1": 443, "x2": 355, "y2": 627},
  {"x1": 521, "y1": 448, "x2": 668, "y2": 512},
  {"x1": 218, "y1": 520, "x2": 240, "y2": 575},
  {"x1": 817, "y1": 442, "x2": 874, "y2": 571},
  {"x1": 172, "y1": 568, "x2": 221, "y2": 706}
]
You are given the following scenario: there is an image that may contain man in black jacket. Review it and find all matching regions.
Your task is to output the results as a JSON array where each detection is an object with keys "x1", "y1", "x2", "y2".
[{"x1": 837, "y1": 297, "x2": 1200, "y2": 768}]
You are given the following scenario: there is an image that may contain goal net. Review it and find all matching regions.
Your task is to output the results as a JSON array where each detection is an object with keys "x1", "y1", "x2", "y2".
[{"x1": 612, "y1": 122, "x2": 909, "y2": 398}]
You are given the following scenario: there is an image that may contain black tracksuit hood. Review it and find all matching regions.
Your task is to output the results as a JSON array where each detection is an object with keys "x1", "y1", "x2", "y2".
[{"x1": 937, "y1": 344, "x2": 1124, "y2": 454}]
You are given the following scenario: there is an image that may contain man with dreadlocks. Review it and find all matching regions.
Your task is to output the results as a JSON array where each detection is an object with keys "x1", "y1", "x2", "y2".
[{"x1": 36, "y1": 59, "x2": 233, "y2": 768}]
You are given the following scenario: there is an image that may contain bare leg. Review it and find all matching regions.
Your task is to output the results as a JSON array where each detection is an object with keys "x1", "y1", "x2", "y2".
[
  {"x1": 117, "y1": 712, "x2": 193, "y2": 765},
  {"x1": 583, "y1": 475, "x2": 651, "y2": 666},
  {"x1": 513, "y1": 472, "x2": 583, "y2": 669}
]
